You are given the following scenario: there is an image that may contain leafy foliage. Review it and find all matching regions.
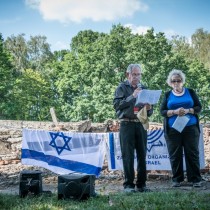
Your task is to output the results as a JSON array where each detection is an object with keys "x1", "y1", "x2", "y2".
[
  {"x1": 0, "y1": 25, "x2": 210, "y2": 122},
  {"x1": 4, "y1": 34, "x2": 53, "y2": 72},
  {"x1": 191, "y1": 28, "x2": 210, "y2": 70},
  {"x1": 6, "y1": 69, "x2": 55, "y2": 120},
  {"x1": 0, "y1": 33, "x2": 15, "y2": 119}
]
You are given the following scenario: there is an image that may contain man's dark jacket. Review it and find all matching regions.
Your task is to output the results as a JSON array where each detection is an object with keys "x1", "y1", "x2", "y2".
[{"x1": 113, "y1": 80, "x2": 153, "y2": 119}]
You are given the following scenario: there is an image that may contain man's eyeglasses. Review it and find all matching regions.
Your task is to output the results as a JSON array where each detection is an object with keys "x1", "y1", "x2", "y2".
[
  {"x1": 171, "y1": 80, "x2": 182, "y2": 83},
  {"x1": 131, "y1": 73, "x2": 141, "y2": 77}
]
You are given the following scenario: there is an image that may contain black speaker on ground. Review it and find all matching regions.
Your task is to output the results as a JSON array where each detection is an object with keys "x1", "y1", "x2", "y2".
[
  {"x1": 57, "y1": 174, "x2": 96, "y2": 200},
  {"x1": 19, "y1": 170, "x2": 42, "y2": 198}
]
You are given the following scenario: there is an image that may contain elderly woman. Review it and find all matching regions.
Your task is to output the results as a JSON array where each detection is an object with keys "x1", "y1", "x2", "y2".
[{"x1": 160, "y1": 69, "x2": 202, "y2": 187}]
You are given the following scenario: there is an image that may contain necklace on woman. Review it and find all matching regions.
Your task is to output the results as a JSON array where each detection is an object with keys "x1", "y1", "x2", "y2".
[{"x1": 172, "y1": 88, "x2": 185, "y2": 96}]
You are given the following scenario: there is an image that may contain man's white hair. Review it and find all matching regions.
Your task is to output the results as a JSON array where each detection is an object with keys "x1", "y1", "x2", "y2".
[{"x1": 126, "y1": 64, "x2": 142, "y2": 73}]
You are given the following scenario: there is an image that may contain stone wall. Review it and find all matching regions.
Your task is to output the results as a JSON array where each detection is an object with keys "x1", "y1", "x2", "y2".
[{"x1": 0, "y1": 120, "x2": 209, "y2": 169}]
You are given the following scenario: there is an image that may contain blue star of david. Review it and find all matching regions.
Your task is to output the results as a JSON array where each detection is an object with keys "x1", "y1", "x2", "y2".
[
  {"x1": 147, "y1": 129, "x2": 164, "y2": 152},
  {"x1": 49, "y1": 132, "x2": 71, "y2": 155}
]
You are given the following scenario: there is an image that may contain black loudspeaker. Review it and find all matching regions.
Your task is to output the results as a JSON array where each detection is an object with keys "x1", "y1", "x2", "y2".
[
  {"x1": 19, "y1": 170, "x2": 42, "y2": 198},
  {"x1": 57, "y1": 174, "x2": 96, "y2": 200}
]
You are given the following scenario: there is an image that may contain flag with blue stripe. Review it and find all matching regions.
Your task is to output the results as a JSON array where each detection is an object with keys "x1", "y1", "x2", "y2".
[{"x1": 21, "y1": 129, "x2": 106, "y2": 177}]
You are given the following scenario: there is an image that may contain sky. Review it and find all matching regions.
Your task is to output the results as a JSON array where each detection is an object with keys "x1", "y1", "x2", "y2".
[{"x1": 0, "y1": 0, "x2": 210, "y2": 52}]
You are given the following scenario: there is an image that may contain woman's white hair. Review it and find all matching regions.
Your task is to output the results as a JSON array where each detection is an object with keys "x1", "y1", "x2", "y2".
[{"x1": 166, "y1": 69, "x2": 186, "y2": 85}]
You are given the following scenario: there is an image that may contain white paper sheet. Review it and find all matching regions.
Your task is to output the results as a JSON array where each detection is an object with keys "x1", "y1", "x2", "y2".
[
  {"x1": 135, "y1": 89, "x2": 162, "y2": 105},
  {"x1": 172, "y1": 115, "x2": 190, "y2": 133}
]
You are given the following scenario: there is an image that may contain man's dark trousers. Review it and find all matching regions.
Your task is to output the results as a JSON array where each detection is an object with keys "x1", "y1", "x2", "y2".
[{"x1": 120, "y1": 121, "x2": 147, "y2": 189}]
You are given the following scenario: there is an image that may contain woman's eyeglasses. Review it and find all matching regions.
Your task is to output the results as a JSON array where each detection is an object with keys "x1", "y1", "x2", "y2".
[{"x1": 171, "y1": 80, "x2": 182, "y2": 83}]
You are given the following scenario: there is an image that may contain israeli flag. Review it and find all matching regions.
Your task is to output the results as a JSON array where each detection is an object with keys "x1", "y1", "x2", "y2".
[{"x1": 21, "y1": 129, "x2": 106, "y2": 177}]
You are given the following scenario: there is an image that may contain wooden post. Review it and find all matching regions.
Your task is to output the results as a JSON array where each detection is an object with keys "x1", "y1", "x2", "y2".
[{"x1": 50, "y1": 107, "x2": 58, "y2": 126}]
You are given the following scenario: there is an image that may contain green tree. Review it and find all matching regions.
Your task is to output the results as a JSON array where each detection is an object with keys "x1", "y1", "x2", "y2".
[
  {"x1": 27, "y1": 35, "x2": 53, "y2": 71},
  {"x1": 0, "y1": 33, "x2": 15, "y2": 119},
  {"x1": 54, "y1": 30, "x2": 101, "y2": 121},
  {"x1": 185, "y1": 61, "x2": 210, "y2": 122},
  {"x1": 8, "y1": 69, "x2": 54, "y2": 120},
  {"x1": 55, "y1": 26, "x2": 134, "y2": 122},
  {"x1": 52, "y1": 26, "x2": 185, "y2": 122},
  {"x1": 4, "y1": 34, "x2": 29, "y2": 72},
  {"x1": 191, "y1": 28, "x2": 210, "y2": 70},
  {"x1": 4, "y1": 34, "x2": 53, "y2": 72},
  {"x1": 2, "y1": 26, "x2": 210, "y2": 123},
  {"x1": 171, "y1": 30, "x2": 210, "y2": 122},
  {"x1": 170, "y1": 35, "x2": 193, "y2": 59}
]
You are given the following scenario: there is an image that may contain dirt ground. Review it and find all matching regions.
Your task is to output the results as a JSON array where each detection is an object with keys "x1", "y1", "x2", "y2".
[{"x1": 0, "y1": 163, "x2": 210, "y2": 195}]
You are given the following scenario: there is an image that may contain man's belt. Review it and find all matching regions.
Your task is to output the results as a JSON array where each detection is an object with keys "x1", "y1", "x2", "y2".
[{"x1": 120, "y1": 118, "x2": 140, "y2": 122}]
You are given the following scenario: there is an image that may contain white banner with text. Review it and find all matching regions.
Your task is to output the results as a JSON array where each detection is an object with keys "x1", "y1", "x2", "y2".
[{"x1": 106, "y1": 127, "x2": 205, "y2": 171}]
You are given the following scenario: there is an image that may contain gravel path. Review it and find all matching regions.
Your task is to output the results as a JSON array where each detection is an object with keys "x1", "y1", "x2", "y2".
[{"x1": 0, "y1": 163, "x2": 210, "y2": 195}]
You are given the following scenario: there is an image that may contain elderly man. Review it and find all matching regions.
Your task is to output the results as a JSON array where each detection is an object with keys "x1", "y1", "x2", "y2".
[{"x1": 113, "y1": 64, "x2": 153, "y2": 193}]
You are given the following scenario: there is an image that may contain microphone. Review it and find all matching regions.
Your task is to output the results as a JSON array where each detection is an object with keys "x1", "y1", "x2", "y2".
[{"x1": 137, "y1": 83, "x2": 143, "y2": 89}]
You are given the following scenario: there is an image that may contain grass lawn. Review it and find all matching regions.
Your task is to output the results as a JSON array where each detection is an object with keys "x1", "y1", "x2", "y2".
[{"x1": 0, "y1": 190, "x2": 210, "y2": 210}]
